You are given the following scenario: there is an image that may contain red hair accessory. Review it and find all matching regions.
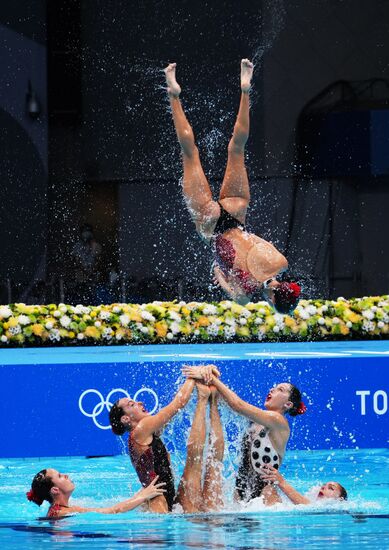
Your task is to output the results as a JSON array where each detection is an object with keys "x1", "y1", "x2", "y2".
[
  {"x1": 296, "y1": 401, "x2": 307, "y2": 415},
  {"x1": 26, "y1": 489, "x2": 43, "y2": 506},
  {"x1": 285, "y1": 282, "x2": 301, "y2": 299}
]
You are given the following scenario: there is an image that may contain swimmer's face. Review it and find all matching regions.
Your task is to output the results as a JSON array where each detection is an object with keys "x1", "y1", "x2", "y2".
[
  {"x1": 317, "y1": 482, "x2": 344, "y2": 500},
  {"x1": 264, "y1": 383, "x2": 293, "y2": 413},
  {"x1": 47, "y1": 469, "x2": 75, "y2": 496},
  {"x1": 118, "y1": 398, "x2": 149, "y2": 426}
]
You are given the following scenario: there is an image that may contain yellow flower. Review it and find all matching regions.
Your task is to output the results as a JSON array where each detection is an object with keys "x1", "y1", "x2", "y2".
[
  {"x1": 197, "y1": 316, "x2": 210, "y2": 327},
  {"x1": 32, "y1": 324, "x2": 44, "y2": 336},
  {"x1": 90, "y1": 310, "x2": 97, "y2": 318},
  {"x1": 181, "y1": 307, "x2": 191, "y2": 317},
  {"x1": 345, "y1": 311, "x2": 361, "y2": 323},
  {"x1": 340, "y1": 324, "x2": 350, "y2": 336},
  {"x1": 7, "y1": 317, "x2": 18, "y2": 328},
  {"x1": 68, "y1": 331, "x2": 75, "y2": 339},
  {"x1": 155, "y1": 321, "x2": 168, "y2": 338},
  {"x1": 85, "y1": 326, "x2": 100, "y2": 339}
]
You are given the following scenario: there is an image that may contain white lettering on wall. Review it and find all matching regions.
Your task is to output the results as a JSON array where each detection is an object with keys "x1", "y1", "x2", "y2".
[{"x1": 356, "y1": 390, "x2": 388, "y2": 415}]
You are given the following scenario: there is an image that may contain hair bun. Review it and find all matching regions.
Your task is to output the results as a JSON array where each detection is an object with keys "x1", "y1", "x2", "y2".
[{"x1": 26, "y1": 489, "x2": 43, "y2": 506}]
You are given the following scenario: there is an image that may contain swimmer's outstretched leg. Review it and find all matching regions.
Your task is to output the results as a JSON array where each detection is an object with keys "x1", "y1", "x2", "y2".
[
  {"x1": 176, "y1": 383, "x2": 210, "y2": 513},
  {"x1": 219, "y1": 59, "x2": 253, "y2": 224},
  {"x1": 164, "y1": 63, "x2": 220, "y2": 240},
  {"x1": 202, "y1": 387, "x2": 224, "y2": 511}
]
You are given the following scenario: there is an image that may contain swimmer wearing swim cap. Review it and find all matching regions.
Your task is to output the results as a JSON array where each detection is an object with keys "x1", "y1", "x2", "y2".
[{"x1": 164, "y1": 59, "x2": 301, "y2": 313}]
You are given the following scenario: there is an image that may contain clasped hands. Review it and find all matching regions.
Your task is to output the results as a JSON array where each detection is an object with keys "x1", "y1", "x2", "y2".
[{"x1": 182, "y1": 364, "x2": 220, "y2": 385}]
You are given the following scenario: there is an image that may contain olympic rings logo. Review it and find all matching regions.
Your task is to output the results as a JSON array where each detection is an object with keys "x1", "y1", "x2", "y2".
[{"x1": 78, "y1": 387, "x2": 159, "y2": 430}]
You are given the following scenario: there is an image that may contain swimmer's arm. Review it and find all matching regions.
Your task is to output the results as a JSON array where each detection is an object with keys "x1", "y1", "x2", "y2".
[
  {"x1": 260, "y1": 466, "x2": 310, "y2": 505},
  {"x1": 213, "y1": 266, "x2": 249, "y2": 305},
  {"x1": 134, "y1": 379, "x2": 195, "y2": 439},
  {"x1": 205, "y1": 376, "x2": 288, "y2": 430},
  {"x1": 62, "y1": 478, "x2": 166, "y2": 515}
]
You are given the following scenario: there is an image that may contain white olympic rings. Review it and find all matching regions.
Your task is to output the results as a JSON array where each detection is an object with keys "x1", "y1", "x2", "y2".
[{"x1": 78, "y1": 387, "x2": 159, "y2": 430}]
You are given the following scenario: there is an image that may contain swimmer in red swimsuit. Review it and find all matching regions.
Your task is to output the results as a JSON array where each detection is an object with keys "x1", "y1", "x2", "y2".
[
  {"x1": 110, "y1": 366, "x2": 224, "y2": 513},
  {"x1": 26, "y1": 468, "x2": 165, "y2": 518},
  {"x1": 164, "y1": 59, "x2": 301, "y2": 313}
]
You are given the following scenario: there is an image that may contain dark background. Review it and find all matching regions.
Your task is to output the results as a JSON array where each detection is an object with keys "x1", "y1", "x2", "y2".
[{"x1": 1, "y1": 0, "x2": 389, "y2": 304}]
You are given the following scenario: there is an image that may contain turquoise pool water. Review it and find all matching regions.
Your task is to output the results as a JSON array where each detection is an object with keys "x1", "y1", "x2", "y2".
[{"x1": 1, "y1": 448, "x2": 388, "y2": 549}]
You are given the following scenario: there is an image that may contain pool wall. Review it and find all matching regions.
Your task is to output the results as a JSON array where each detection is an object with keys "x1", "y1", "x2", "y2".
[{"x1": 1, "y1": 341, "x2": 388, "y2": 457}]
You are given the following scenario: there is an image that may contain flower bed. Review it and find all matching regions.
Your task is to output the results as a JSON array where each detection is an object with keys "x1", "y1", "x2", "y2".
[{"x1": 0, "y1": 296, "x2": 388, "y2": 347}]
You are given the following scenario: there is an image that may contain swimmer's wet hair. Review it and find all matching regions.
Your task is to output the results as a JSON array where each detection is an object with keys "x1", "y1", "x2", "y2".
[
  {"x1": 337, "y1": 483, "x2": 348, "y2": 500},
  {"x1": 273, "y1": 282, "x2": 301, "y2": 314},
  {"x1": 287, "y1": 384, "x2": 303, "y2": 417},
  {"x1": 27, "y1": 469, "x2": 54, "y2": 506},
  {"x1": 109, "y1": 401, "x2": 127, "y2": 436}
]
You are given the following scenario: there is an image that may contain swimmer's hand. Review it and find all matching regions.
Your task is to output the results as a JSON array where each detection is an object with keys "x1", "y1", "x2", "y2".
[
  {"x1": 135, "y1": 476, "x2": 166, "y2": 501},
  {"x1": 260, "y1": 465, "x2": 284, "y2": 486},
  {"x1": 182, "y1": 364, "x2": 220, "y2": 385}
]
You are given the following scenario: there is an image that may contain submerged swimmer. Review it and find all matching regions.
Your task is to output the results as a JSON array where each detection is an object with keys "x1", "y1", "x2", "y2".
[
  {"x1": 184, "y1": 365, "x2": 305, "y2": 505},
  {"x1": 260, "y1": 465, "x2": 348, "y2": 504},
  {"x1": 109, "y1": 366, "x2": 224, "y2": 513},
  {"x1": 164, "y1": 59, "x2": 301, "y2": 312},
  {"x1": 26, "y1": 469, "x2": 165, "y2": 518}
]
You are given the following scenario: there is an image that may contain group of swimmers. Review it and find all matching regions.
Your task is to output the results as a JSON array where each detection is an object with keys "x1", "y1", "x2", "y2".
[
  {"x1": 26, "y1": 59, "x2": 346, "y2": 516},
  {"x1": 27, "y1": 365, "x2": 347, "y2": 517}
]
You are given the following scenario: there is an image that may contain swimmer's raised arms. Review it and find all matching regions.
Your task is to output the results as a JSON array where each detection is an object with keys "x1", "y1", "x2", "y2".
[
  {"x1": 260, "y1": 465, "x2": 348, "y2": 505},
  {"x1": 165, "y1": 59, "x2": 301, "y2": 313}
]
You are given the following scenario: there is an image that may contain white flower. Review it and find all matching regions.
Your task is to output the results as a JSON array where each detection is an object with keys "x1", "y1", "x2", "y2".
[
  {"x1": 257, "y1": 330, "x2": 265, "y2": 341},
  {"x1": 102, "y1": 327, "x2": 114, "y2": 339},
  {"x1": 59, "y1": 304, "x2": 68, "y2": 313},
  {"x1": 241, "y1": 308, "x2": 251, "y2": 318},
  {"x1": 224, "y1": 325, "x2": 236, "y2": 338},
  {"x1": 9, "y1": 325, "x2": 21, "y2": 335},
  {"x1": 60, "y1": 315, "x2": 71, "y2": 328},
  {"x1": 207, "y1": 323, "x2": 219, "y2": 336},
  {"x1": 77, "y1": 333, "x2": 85, "y2": 340},
  {"x1": 321, "y1": 305, "x2": 328, "y2": 312},
  {"x1": 1, "y1": 335, "x2": 8, "y2": 342},
  {"x1": 203, "y1": 305, "x2": 218, "y2": 315},
  {"x1": 73, "y1": 305, "x2": 84, "y2": 314},
  {"x1": 220, "y1": 300, "x2": 232, "y2": 309},
  {"x1": 362, "y1": 320, "x2": 375, "y2": 333},
  {"x1": 224, "y1": 317, "x2": 236, "y2": 326},
  {"x1": 274, "y1": 313, "x2": 285, "y2": 329},
  {"x1": 299, "y1": 309, "x2": 310, "y2": 320},
  {"x1": 136, "y1": 322, "x2": 143, "y2": 329},
  {"x1": 371, "y1": 306, "x2": 378, "y2": 312},
  {"x1": 384, "y1": 314, "x2": 389, "y2": 323},
  {"x1": 119, "y1": 314, "x2": 130, "y2": 327},
  {"x1": 94, "y1": 321, "x2": 102, "y2": 328},
  {"x1": 168, "y1": 310, "x2": 182, "y2": 322},
  {"x1": 346, "y1": 321, "x2": 352, "y2": 328},
  {"x1": 273, "y1": 325, "x2": 280, "y2": 333},
  {"x1": 141, "y1": 311, "x2": 156, "y2": 322},
  {"x1": 116, "y1": 333, "x2": 123, "y2": 340},
  {"x1": 17, "y1": 315, "x2": 30, "y2": 326},
  {"x1": 332, "y1": 317, "x2": 340, "y2": 325},
  {"x1": 140, "y1": 326, "x2": 149, "y2": 334},
  {"x1": 152, "y1": 301, "x2": 163, "y2": 306},
  {"x1": 318, "y1": 317, "x2": 325, "y2": 325},
  {"x1": 307, "y1": 305, "x2": 317, "y2": 315},
  {"x1": 0, "y1": 306, "x2": 12, "y2": 319},
  {"x1": 112, "y1": 306, "x2": 121, "y2": 313},
  {"x1": 258, "y1": 308, "x2": 266, "y2": 315},
  {"x1": 254, "y1": 317, "x2": 263, "y2": 325},
  {"x1": 337, "y1": 297, "x2": 347, "y2": 302},
  {"x1": 53, "y1": 310, "x2": 61, "y2": 318},
  {"x1": 170, "y1": 322, "x2": 181, "y2": 335},
  {"x1": 166, "y1": 332, "x2": 174, "y2": 340},
  {"x1": 214, "y1": 318, "x2": 222, "y2": 325},
  {"x1": 99, "y1": 310, "x2": 111, "y2": 320},
  {"x1": 178, "y1": 301, "x2": 186, "y2": 307},
  {"x1": 49, "y1": 329, "x2": 60, "y2": 341},
  {"x1": 362, "y1": 310, "x2": 375, "y2": 321},
  {"x1": 194, "y1": 329, "x2": 200, "y2": 336},
  {"x1": 45, "y1": 321, "x2": 54, "y2": 330},
  {"x1": 239, "y1": 317, "x2": 247, "y2": 325},
  {"x1": 377, "y1": 321, "x2": 385, "y2": 329}
]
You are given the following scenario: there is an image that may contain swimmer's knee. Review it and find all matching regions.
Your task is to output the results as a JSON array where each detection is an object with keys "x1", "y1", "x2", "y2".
[
  {"x1": 180, "y1": 129, "x2": 196, "y2": 156},
  {"x1": 202, "y1": 200, "x2": 220, "y2": 221}
]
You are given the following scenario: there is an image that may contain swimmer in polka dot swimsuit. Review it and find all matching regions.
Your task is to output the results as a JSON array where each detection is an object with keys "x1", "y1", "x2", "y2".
[{"x1": 183, "y1": 366, "x2": 306, "y2": 506}]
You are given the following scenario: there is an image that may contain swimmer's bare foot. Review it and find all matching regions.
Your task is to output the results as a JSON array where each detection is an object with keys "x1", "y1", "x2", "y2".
[
  {"x1": 241, "y1": 58, "x2": 254, "y2": 93},
  {"x1": 164, "y1": 63, "x2": 181, "y2": 97}
]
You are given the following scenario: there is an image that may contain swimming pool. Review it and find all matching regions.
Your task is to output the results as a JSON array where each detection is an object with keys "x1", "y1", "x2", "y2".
[{"x1": 1, "y1": 448, "x2": 388, "y2": 549}]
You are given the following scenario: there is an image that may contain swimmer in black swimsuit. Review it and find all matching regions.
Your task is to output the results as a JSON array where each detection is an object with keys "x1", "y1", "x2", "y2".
[
  {"x1": 110, "y1": 366, "x2": 224, "y2": 513},
  {"x1": 164, "y1": 59, "x2": 301, "y2": 312},
  {"x1": 184, "y1": 365, "x2": 306, "y2": 506},
  {"x1": 26, "y1": 468, "x2": 165, "y2": 518},
  {"x1": 260, "y1": 466, "x2": 348, "y2": 504}
]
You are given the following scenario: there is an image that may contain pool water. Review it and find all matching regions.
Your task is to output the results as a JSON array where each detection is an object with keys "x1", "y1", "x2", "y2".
[{"x1": 1, "y1": 448, "x2": 388, "y2": 549}]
